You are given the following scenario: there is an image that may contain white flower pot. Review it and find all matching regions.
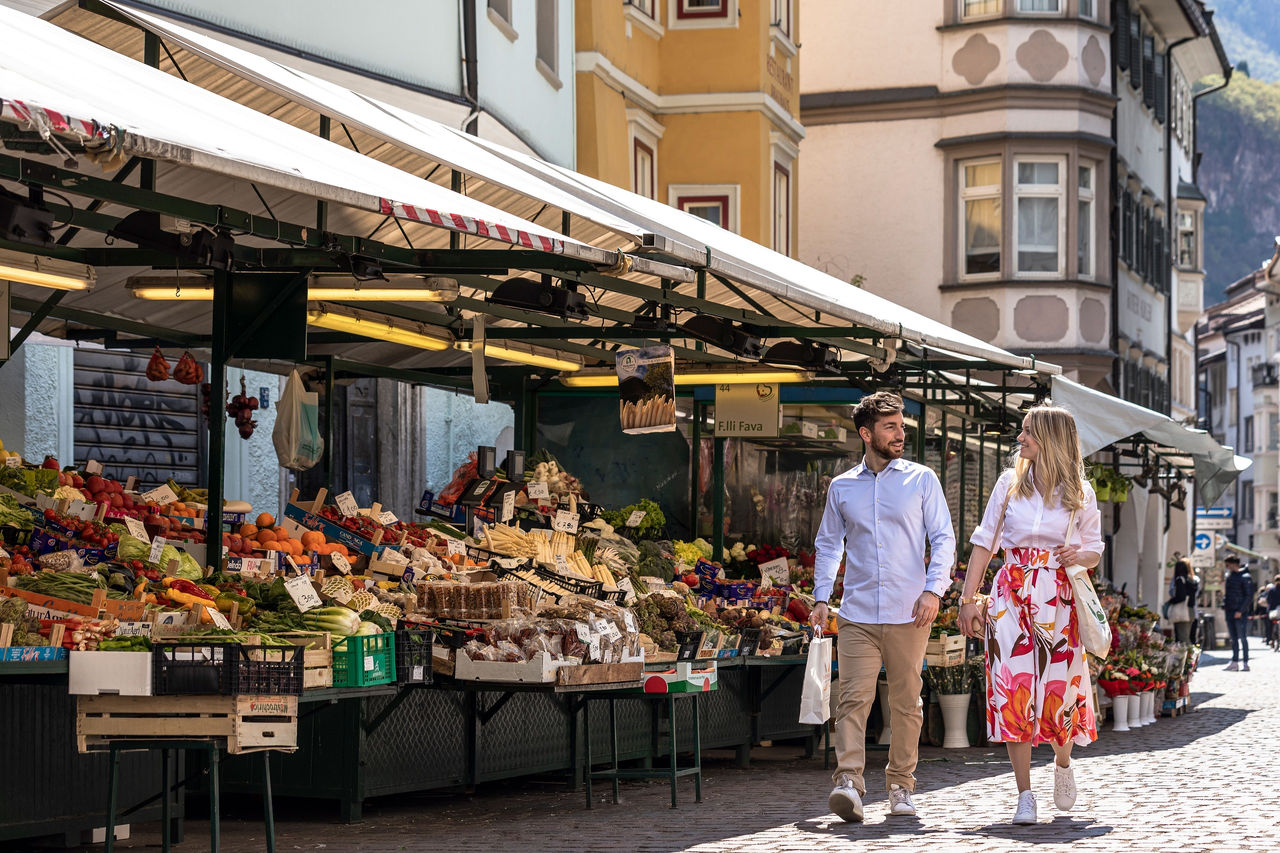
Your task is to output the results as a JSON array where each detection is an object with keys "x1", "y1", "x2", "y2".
[
  {"x1": 1140, "y1": 691, "x2": 1156, "y2": 724},
  {"x1": 1111, "y1": 694, "x2": 1132, "y2": 731},
  {"x1": 1133, "y1": 693, "x2": 1150, "y2": 727},
  {"x1": 938, "y1": 693, "x2": 971, "y2": 749}
]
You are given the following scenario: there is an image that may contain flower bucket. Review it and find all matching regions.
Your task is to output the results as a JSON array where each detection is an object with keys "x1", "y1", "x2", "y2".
[
  {"x1": 1111, "y1": 693, "x2": 1133, "y2": 732},
  {"x1": 1094, "y1": 483, "x2": 1112, "y2": 502},
  {"x1": 939, "y1": 693, "x2": 971, "y2": 749}
]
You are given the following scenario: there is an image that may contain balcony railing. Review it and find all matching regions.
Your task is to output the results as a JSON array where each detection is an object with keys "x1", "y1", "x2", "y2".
[{"x1": 1253, "y1": 363, "x2": 1278, "y2": 388}]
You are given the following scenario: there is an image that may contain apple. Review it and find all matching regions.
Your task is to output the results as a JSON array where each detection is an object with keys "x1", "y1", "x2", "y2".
[{"x1": 41, "y1": 456, "x2": 59, "y2": 471}]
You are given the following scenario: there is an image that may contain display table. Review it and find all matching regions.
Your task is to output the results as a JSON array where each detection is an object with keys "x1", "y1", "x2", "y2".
[{"x1": 583, "y1": 689, "x2": 703, "y2": 809}]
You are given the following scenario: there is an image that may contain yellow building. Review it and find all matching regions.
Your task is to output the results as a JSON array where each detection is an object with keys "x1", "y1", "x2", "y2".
[{"x1": 575, "y1": 0, "x2": 803, "y2": 255}]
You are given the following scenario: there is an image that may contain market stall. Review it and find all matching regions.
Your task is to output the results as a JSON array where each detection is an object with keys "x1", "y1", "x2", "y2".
[{"x1": 0, "y1": 3, "x2": 1251, "y2": 845}]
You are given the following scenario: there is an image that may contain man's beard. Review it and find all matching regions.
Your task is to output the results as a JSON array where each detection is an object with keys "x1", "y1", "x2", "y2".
[{"x1": 870, "y1": 436, "x2": 904, "y2": 460}]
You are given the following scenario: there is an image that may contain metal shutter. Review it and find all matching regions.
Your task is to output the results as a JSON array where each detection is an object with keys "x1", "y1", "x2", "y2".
[
  {"x1": 1154, "y1": 52, "x2": 1167, "y2": 123},
  {"x1": 1114, "y1": 2, "x2": 1130, "y2": 70},
  {"x1": 1142, "y1": 36, "x2": 1156, "y2": 107},
  {"x1": 72, "y1": 349, "x2": 203, "y2": 487},
  {"x1": 1128, "y1": 16, "x2": 1142, "y2": 89}
]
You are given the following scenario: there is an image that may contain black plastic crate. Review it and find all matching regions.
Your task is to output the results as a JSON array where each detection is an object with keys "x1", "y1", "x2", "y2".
[
  {"x1": 152, "y1": 642, "x2": 303, "y2": 696},
  {"x1": 152, "y1": 642, "x2": 236, "y2": 696},
  {"x1": 395, "y1": 627, "x2": 434, "y2": 684}
]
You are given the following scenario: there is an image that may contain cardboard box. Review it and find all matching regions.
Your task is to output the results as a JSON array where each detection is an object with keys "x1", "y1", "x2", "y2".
[
  {"x1": 0, "y1": 586, "x2": 147, "y2": 621},
  {"x1": 282, "y1": 502, "x2": 387, "y2": 558},
  {"x1": 642, "y1": 661, "x2": 718, "y2": 693},
  {"x1": 452, "y1": 650, "x2": 563, "y2": 683},
  {"x1": 69, "y1": 650, "x2": 153, "y2": 696},
  {"x1": 0, "y1": 645, "x2": 69, "y2": 662}
]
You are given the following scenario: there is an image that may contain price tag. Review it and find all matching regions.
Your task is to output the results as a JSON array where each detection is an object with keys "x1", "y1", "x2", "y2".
[
  {"x1": 364, "y1": 655, "x2": 375, "y2": 671},
  {"x1": 626, "y1": 510, "x2": 646, "y2": 528},
  {"x1": 553, "y1": 553, "x2": 569, "y2": 573},
  {"x1": 148, "y1": 536, "x2": 167, "y2": 564},
  {"x1": 378, "y1": 510, "x2": 399, "y2": 526},
  {"x1": 552, "y1": 510, "x2": 579, "y2": 534},
  {"x1": 334, "y1": 491, "x2": 359, "y2": 517},
  {"x1": 283, "y1": 554, "x2": 302, "y2": 576},
  {"x1": 574, "y1": 622, "x2": 591, "y2": 643},
  {"x1": 380, "y1": 547, "x2": 409, "y2": 566},
  {"x1": 758, "y1": 557, "x2": 791, "y2": 586},
  {"x1": 207, "y1": 606, "x2": 232, "y2": 629},
  {"x1": 84, "y1": 459, "x2": 103, "y2": 475},
  {"x1": 68, "y1": 500, "x2": 95, "y2": 521},
  {"x1": 597, "y1": 619, "x2": 622, "y2": 642},
  {"x1": 330, "y1": 551, "x2": 352, "y2": 575},
  {"x1": 402, "y1": 566, "x2": 419, "y2": 585},
  {"x1": 801, "y1": 422, "x2": 819, "y2": 439},
  {"x1": 527, "y1": 482, "x2": 549, "y2": 500},
  {"x1": 141, "y1": 484, "x2": 179, "y2": 505},
  {"x1": 618, "y1": 577, "x2": 636, "y2": 604},
  {"x1": 4, "y1": 456, "x2": 20, "y2": 468},
  {"x1": 123, "y1": 517, "x2": 150, "y2": 543},
  {"x1": 445, "y1": 537, "x2": 467, "y2": 558},
  {"x1": 284, "y1": 574, "x2": 322, "y2": 612},
  {"x1": 621, "y1": 606, "x2": 637, "y2": 633},
  {"x1": 501, "y1": 491, "x2": 515, "y2": 523},
  {"x1": 472, "y1": 516, "x2": 488, "y2": 539}
]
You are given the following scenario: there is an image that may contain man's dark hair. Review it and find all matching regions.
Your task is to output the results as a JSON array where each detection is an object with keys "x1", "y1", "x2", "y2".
[
  {"x1": 1225, "y1": 554, "x2": 1240, "y2": 565},
  {"x1": 853, "y1": 391, "x2": 904, "y2": 434}
]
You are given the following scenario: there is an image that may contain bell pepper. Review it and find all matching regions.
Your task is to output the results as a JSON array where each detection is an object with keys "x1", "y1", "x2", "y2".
[
  {"x1": 165, "y1": 588, "x2": 215, "y2": 609},
  {"x1": 161, "y1": 577, "x2": 214, "y2": 600},
  {"x1": 214, "y1": 592, "x2": 255, "y2": 617}
]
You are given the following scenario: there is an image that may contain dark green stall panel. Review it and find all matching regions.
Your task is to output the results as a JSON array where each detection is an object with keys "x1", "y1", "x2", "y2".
[
  {"x1": 754, "y1": 664, "x2": 812, "y2": 742},
  {"x1": 0, "y1": 682, "x2": 179, "y2": 845}
]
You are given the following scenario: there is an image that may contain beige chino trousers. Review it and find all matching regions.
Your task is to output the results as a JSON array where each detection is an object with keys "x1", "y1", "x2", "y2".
[{"x1": 831, "y1": 617, "x2": 931, "y2": 794}]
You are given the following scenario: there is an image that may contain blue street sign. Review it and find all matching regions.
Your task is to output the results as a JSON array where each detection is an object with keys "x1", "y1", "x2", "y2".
[
  {"x1": 1196, "y1": 507, "x2": 1233, "y2": 519},
  {"x1": 1193, "y1": 532, "x2": 1212, "y2": 551}
]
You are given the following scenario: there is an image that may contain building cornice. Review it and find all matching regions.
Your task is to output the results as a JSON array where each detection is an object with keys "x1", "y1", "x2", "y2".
[
  {"x1": 935, "y1": 130, "x2": 1115, "y2": 150},
  {"x1": 801, "y1": 84, "x2": 1116, "y2": 126},
  {"x1": 576, "y1": 50, "x2": 806, "y2": 142},
  {"x1": 939, "y1": 278, "x2": 1113, "y2": 293}
]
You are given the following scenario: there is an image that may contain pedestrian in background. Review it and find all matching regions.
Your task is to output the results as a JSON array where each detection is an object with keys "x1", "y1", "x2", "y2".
[
  {"x1": 810, "y1": 391, "x2": 955, "y2": 823},
  {"x1": 1165, "y1": 559, "x2": 1200, "y2": 643},
  {"x1": 1265, "y1": 575, "x2": 1280, "y2": 651},
  {"x1": 1222, "y1": 554, "x2": 1255, "y2": 672},
  {"x1": 960, "y1": 404, "x2": 1102, "y2": 826}
]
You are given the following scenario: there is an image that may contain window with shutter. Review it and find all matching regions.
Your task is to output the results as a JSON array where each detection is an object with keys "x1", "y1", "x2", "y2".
[
  {"x1": 1129, "y1": 16, "x2": 1142, "y2": 89},
  {"x1": 1115, "y1": 2, "x2": 1131, "y2": 70},
  {"x1": 1121, "y1": 190, "x2": 1132, "y2": 266},
  {"x1": 1155, "y1": 52, "x2": 1167, "y2": 123},
  {"x1": 1142, "y1": 36, "x2": 1156, "y2": 107}
]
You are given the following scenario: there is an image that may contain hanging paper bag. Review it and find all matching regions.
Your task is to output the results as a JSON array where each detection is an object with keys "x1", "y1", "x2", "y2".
[
  {"x1": 798, "y1": 636, "x2": 833, "y2": 725},
  {"x1": 272, "y1": 370, "x2": 324, "y2": 470}
]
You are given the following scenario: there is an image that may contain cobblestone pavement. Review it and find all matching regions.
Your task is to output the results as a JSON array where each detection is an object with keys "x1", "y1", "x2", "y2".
[{"x1": 42, "y1": 637, "x2": 1279, "y2": 853}]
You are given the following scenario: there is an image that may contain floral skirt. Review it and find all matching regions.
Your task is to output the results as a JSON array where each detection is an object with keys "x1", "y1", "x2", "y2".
[{"x1": 984, "y1": 547, "x2": 1098, "y2": 746}]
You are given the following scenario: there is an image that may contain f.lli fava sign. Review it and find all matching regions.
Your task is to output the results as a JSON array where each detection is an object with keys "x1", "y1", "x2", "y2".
[{"x1": 715, "y1": 384, "x2": 780, "y2": 437}]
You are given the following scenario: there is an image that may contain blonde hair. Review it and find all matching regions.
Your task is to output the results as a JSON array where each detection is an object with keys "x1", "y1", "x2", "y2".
[{"x1": 1012, "y1": 403, "x2": 1087, "y2": 511}]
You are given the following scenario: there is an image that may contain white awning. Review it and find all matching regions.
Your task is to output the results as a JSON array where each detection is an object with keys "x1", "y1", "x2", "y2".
[
  {"x1": 98, "y1": 0, "x2": 1047, "y2": 373},
  {"x1": 1051, "y1": 375, "x2": 1250, "y2": 504},
  {"x1": 0, "y1": 3, "x2": 586, "y2": 257}
]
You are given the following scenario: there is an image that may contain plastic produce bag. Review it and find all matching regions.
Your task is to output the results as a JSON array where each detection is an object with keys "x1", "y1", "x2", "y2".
[
  {"x1": 272, "y1": 370, "x2": 324, "y2": 470},
  {"x1": 798, "y1": 636, "x2": 832, "y2": 725}
]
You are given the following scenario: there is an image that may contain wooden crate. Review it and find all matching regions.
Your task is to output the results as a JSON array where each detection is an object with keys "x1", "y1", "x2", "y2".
[
  {"x1": 555, "y1": 661, "x2": 644, "y2": 688},
  {"x1": 924, "y1": 649, "x2": 965, "y2": 667},
  {"x1": 926, "y1": 634, "x2": 965, "y2": 656},
  {"x1": 77, "y1": 694, "x2": 298, "y2": 754}
]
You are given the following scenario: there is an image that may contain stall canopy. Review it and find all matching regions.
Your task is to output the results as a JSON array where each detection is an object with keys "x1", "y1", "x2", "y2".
[
  {"x1": 1051, "y1": 375, "x2": 1250, "y2": 505},
  {"x1": 91, "y1": 0, "x2": 1049, "y2": 376}
]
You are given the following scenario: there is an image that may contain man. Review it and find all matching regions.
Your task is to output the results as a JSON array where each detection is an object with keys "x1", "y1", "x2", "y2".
[
  {"x1": 810, "y1": 391, "x2": 955, "y2": 822},
  {"x1": 1223, "y1": 554, "x2": 1256, "y2": 672}
]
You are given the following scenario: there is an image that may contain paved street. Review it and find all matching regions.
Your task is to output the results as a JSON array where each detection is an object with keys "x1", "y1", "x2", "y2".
[{"x1": 42, "y1": 637, "x2": 1278, "y2": 853}]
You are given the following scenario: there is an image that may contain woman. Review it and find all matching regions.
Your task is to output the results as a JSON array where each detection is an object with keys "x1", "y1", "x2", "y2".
[
  {"x1": 1165, "y1": 559, "x2": 1200, "y2": 643},
  {"x1": 959, "y1": 404, "x2": 1103, "y2": 825},
  {"x1": 1265, "y1": 575, "x2": 1280, "y2": 651}
]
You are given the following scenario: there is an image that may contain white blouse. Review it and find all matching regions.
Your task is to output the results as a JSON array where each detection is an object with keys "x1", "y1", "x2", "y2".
[{"x1": 970, "y1": 469, "x2": 1104, "y2": 566}]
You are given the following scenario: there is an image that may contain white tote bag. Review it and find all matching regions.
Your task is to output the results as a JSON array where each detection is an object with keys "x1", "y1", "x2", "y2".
[
  {"x1": 272, "y1": 370, "x2": 324, "y2": 471},
  {"x1": 1064, "y1": 510, "x2": 1112, "y2": 660},
  {"x1": 798, "y1": 636, "x2": 833, "y2": 725}
]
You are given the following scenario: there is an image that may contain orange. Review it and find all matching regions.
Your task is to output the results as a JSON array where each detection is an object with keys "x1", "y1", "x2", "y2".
[
  {"x1": 328, "y1": 543, "x2": 348, "y2": 558},
  {"x1": 300, "y1": 530, "x2": 325, "y2": 551},
  {"x1": 285, "y1": 539, "x2": 302, "y2": 556},
  {"x1": 262, "y1": 541, "x2": 282, "y2": 552},
  {"x1": 171, "y1": 501, "x2": 186, "y2": 513},
  {"x1": 239, "y1": 523, "x2": 258, "y2": 538},
  {"x1": 255, "y1": 528, "x2": 277, "y2": 544},
  {"x1": 256, "y1": 512, "x2": 275, "y2": 529}
]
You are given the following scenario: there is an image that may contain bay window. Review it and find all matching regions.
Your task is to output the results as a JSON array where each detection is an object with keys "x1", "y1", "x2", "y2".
[
  {"x1": 1014, "y1": 158, "x2": 1065, "y2": 276},
  {"x1": 1077, "y1": 164, "x2": 1095, "y2": 278},
  {"x1": 961, "y1": 0, "x2": 1000, "y2": 18},
  {"x1": 960, "y1": 159, "x2": 1001, "y2": 277}
]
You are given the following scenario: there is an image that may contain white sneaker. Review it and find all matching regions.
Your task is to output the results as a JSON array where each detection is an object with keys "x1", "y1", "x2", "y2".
[
  {"x1": 888, "y1": 784, "x2": 916, "y2": 816},
  {"x1": 1225, "y1": 661, "x2": 1239, "y2": 671},
  {"x1": 1053, "y1": 762, "x2": 1077, "y2": 811},
  {"x1": 1012, "y1": 790, "x2": 1037, "y2": 825},
  {"x1": 828, "y1": 777, "x2": 864, "y2": 823}
]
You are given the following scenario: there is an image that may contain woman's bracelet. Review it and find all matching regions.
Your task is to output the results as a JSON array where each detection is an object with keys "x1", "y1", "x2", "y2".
[{"x1": 959, "y1": 595, "x2": 982, "y2": 605}]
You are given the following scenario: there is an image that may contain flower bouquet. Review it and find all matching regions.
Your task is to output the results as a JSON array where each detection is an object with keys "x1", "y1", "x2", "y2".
[
  {"x1": 1097, "y1": 663, "x2": 1132, "y2": 697},
  {"x1": 924, "y1": 660, "x2": 971, "y2": 695}
]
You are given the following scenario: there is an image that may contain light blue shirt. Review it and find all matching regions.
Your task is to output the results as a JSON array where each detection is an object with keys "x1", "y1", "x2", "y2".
[{"x1": 813, "y1": 457, "x2": 956, "y2": 625}]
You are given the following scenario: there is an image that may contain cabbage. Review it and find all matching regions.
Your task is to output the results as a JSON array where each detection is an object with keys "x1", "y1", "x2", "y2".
[
  {"x1": 175, "y1": 550, "x2": 204, "y2": 580},
  {"x1": 116, "y1": 533, "x2": 151, "y2": 563}
]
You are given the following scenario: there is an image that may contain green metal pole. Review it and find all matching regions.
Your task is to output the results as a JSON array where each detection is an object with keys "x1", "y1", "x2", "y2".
[
  {"x1": 958, "y1": 415, "x2": 967, "y2": 539},
  {"x1": 712, "y1": 436, "x2": 725, "y2": 561},
  {"x1": 206, "y1": 269, "x2": 229, "y2": 549},
  {"x1": 142, "y1": 34, "x2": 159, "y2": 192},
  {"x1": 939, "y1": 410, "x2": 948, "y2": 492},
  {"x1": 690, "y1": 401, "x2": 702, "y2": 536},
  {"x1": 322, "y1": 354, "x2": 335, "y2": 492},
  {"x1": 317, "y1": 116, "x2": 330, "y2": 232}
]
